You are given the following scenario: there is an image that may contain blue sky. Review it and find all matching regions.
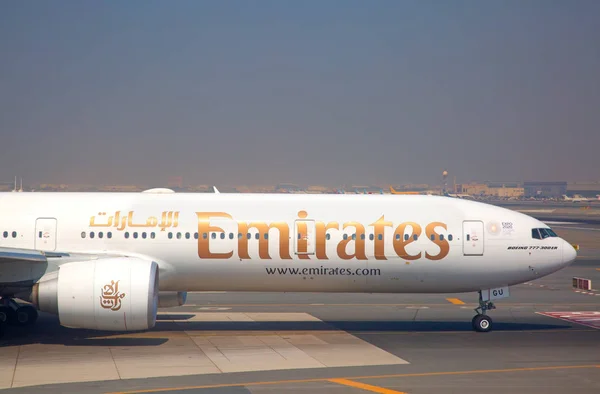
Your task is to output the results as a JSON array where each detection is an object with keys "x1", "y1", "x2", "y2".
[{"x1": 1, "y1": 1, "x2": 599, "y2": 186}]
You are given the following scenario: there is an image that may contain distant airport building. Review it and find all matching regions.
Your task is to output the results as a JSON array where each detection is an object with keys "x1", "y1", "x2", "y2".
[
  {"x1": 567, "y1": 182, "x2": 600, "y2": 198},
  {"x1": 523, "y1": 181, "x2": 567, "y2": 198},
  {"x1": 455, "y1": 182, "x2": 524, "y2": 198}
]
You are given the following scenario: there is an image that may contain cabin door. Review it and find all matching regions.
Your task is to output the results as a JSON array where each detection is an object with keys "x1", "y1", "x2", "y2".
[
  {"x1": 462, "y1": 220, "x2": 484, "y2": 256},
  {"x1": 294, "y1": 220, "x2": 316, "y2": 255},
  {"x1": 35, "y1": 218, "x2": 57, "y2": 251}
]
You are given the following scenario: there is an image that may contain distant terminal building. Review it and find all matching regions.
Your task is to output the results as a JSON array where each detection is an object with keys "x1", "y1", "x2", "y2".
[
  {"x1": 456, "y1": 182, "x2": 524, "y2": 198},
  {"x1": 275, "y1": 183, "x2": 304, "y2": 193},
  {"x1": 567, "y1": 182, "x2": 600, "y2": 198},
  {"x1": 523, "y1": 181, "x2": 567, "y2": 198}
]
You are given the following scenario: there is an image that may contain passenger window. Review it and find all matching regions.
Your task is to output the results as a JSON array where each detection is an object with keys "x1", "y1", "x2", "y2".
[
  {"x1": 125, "y1": 232, "x2": 130, "y2": 239},
  {"x1": 211, "y1": 233, "x2": 216, "y2": 239},
  {"x1": 413, "y1": 234, "x2": 418, "y2": 240},
  {"x1": 531, "y1": 229, "x2": 541, "y2": 240},
  {"x1": 39, "y1": 231, "x2": 42, "y2": 238},
  {"x1": 352, "y1": 234, "x2": 356, "y2": 240},
  {"x1": 168, "y1": 232, "x2": 173, "y2": 239},
  {"x1": 404, "y1": 234, "x2": 409, "y2": 241},
  {"x1": 220, "y1": 233, "x2": 225, "y2": 239},
  {"x1": 395, "y1": 234, "x2": 400, "y2": 240},
  {"x1": 247, "y1": 233, "x2": 251, "y2": 239},
  {"x1": 440, "y1": 234, "x2": 444, "y2": 241},
  {"x1": 133, "y1": 232, "x2": 138, "y2": 239},
  {"x1": 12, "y1": 231, "x2": 17, "y2": 238},
  {"x1": 448, "y1": 234, "x2": 453, "y2": 241},
  {"x1": 3, "y1": 231, "x2": 7, "y2": 238},
  {"x1": 99, "y1": 232, "x2": 104, "y2": 239},
  {"x1": 229, "y1": 233, "x2": 234, "y2": 239},
  {"x1": 150, "y1": 232, "x2": 155, "y2": 239},
  {"x1": 194, "y1": 232, "x2": 199, "y2": 239},
  {"x1": 177, "y1": 232, "x2": 182, "y2": 239},
  {"x1": 255, "y1": 233, "x2": 259, "y2": 240},
  {"x1": 298, "y1": 233, "x2": 302, "y2": 240},
  {"x1": 108, "y1": 232, "x2": 112, "y2": 239},
  {"x1": 343, "y1": 234, "x2": 348, "y2": 240},
  {"x1": 186, "y1": 232, "x2": 190, "y2": 239},
  {"x1": 264, "y1": 233, "x2": 268, "y2": 239},
  {"x1": 361, "y1": 234, "x2": 365, "y2": 240},
  {"x1": 369, "y1": 234, "x2": 374, "y2": 241},
  {"x1": 81, "y1": 232, "x2": 86, "y2": 238},
  {"x1": 378, "y1": 234, "x2": 383, "y2": 241},
  {"x1": 203, "y1": 233, "x2": 207, "y2": 239},
  {"x1": 466, "y1": 234, "x2": 470, "y2": 241},
  {"x1": 90, "y1": 232, "x2": 95, "y2": 239},
  {"x1": 142, "y1": 232, "x2": 147, "y2": 239},
  {"x1": 238, "y1": 233, "x2": 242, "y2": 239},
  {"x1": 430, "y1": 234, "x2": 435, "y2": 241},
  {"x1": 326, "y1": 234, "x2": 331, "y2": 240}
]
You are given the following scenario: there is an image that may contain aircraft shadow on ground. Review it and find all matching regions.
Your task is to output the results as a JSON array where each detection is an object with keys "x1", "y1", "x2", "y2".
[{"x1": 1, "y1": 314, "x2": 571, "y2": 347}]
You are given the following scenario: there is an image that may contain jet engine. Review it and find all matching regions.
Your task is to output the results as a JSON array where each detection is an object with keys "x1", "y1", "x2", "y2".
[{"x1": 31, "y1": 258, "x2": 159, "y2": 331}]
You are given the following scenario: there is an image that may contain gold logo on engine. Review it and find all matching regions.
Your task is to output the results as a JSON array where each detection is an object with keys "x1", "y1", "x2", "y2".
[{"x1": 100, "y1": 280, "x2": 126, "y2": 311}]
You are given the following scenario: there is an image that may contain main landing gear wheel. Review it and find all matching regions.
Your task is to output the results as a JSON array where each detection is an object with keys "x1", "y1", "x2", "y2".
[
  {"x1": 0, "y1": 305, "x2": 15, "y2": 325},
  {"x1": 0, "y1": 299, "x2": 38, "y2": 327},
  {"x1": 472, "y1": 314, "x2": 492, "y2": 332},
  {"x1": 12, "y1": 305, "x2": 38, "y2": 326}
]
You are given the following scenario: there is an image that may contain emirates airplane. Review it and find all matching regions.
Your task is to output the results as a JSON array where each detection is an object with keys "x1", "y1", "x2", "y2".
[{"x1": 0, "y1": 189, "x2": 576, "y2": 337}]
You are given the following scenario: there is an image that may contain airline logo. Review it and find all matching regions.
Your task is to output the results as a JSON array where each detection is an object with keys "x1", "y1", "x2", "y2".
[
  {"x1": 100, "y1": 280, "x2": 126, "y2": 311},
  {"x1": 196, "y1": 211, "x2": 450, "y2": 261},
  {"x1": 90, "y1": 210, "x2": 451, "y2": 261}
]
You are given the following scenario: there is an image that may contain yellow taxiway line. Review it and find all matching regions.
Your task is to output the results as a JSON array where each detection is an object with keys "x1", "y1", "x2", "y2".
[
  {"x1": 445, "y1": 298, "x2": 466, "y2": 305},
  {"x1": 107, "y1": 364, "x2": 600, "y2": 394},
  {"x1": 330, "y1": 378, "x2": 406, "y2": 393}
]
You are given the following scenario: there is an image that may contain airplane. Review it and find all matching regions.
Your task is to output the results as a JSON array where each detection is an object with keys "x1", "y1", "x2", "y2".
[
  {"x1": 0, "y1": 190, "x2": 577, "y2": 337},
  {"x1": 561, "y1": 194, "x2": 592, "y2": 203},
  {"x1": 389, "y1": 186, "x2": 421, "y2": 195}
]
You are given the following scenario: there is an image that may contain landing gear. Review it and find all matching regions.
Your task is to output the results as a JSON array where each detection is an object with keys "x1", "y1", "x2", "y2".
[
  {"x1": 0, "y1": 298, "x2": 38, "y2": 327},
  {"x1": 472, "y1": 291, "x2": 496, "y2": 332}
]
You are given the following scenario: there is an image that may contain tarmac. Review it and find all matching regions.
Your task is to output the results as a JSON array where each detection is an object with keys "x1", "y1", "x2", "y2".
[{"x1": 0, "y1": 222, "x2": 599, "y2": 393}]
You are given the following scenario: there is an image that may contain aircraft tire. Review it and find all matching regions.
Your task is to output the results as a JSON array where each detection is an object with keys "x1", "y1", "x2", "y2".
[
  {"x1": 0, "y1": 306, "x2": 15, "y2": 325},
  {"x1": 472, "y1": 314, "x2": 492, "y2": 332},
  {"x1": 12, "y1": 306, "x2": 38, "y2": 326}
]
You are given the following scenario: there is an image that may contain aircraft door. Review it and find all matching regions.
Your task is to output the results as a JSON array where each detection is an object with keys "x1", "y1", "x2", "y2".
[
  {"x1": 294, "y1": 220, "x2": 316, "y2": 255},
  {"x1": 463, "y1": 220, "x2": 484, "y2": 256},
  {"x1": 35, "y1": 218, "x2": 57, "y2": 251}
]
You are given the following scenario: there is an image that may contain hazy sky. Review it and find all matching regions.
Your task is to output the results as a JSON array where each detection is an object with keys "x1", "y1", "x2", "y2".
[{"x1": 1, "y1": 1, "x2": 599, "y2": 187}]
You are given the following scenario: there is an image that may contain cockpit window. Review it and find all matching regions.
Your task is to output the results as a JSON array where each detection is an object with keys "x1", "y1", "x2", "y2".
[{"x1": 532, "y1": 228, "x2": 558, "y2": 239}]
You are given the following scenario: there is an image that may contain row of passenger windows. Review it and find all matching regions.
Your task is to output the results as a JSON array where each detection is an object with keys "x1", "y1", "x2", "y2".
[
  {"x1": 2, "y1": 231, "x2": 18, "y2": 238},
  {"x1": 80, "y1": 231, "x2": 453, "y2": 241},
  {"x1": 532, "y1": 228, "x2": 558, "y2": 240}
]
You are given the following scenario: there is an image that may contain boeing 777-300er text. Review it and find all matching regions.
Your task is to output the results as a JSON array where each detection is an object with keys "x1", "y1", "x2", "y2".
[{"x1": 0, "y1": 190, "x2": 577, "y2": 337}]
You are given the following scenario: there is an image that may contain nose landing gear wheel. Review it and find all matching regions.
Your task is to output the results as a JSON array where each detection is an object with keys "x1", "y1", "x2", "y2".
[{"x1": 472, "y1": 314, "x2": 492, "y2": 332}]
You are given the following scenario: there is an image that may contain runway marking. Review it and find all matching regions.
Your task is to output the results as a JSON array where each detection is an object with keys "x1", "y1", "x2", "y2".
[
  {"x1": 107, "y1": 364, "x2": 599, "y2": 393},
  {"x1": 446, "y1": 298, "x2": 465, "y2": 305},
  {"x1": 329, "y1": 378, "x2": 406, "y2": 394},
  {"x1": 537, "y1": 311, "x2": 600, "y2": 329}
]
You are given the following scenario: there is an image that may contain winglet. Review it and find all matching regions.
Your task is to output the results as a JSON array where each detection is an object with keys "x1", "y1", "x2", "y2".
[{"x1": 213, "y1": 186, "x2": 220, "y2": 194}]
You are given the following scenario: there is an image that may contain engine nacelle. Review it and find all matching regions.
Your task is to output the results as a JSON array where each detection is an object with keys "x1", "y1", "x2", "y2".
[
  {"x1": 158, "y1": 291, "x2": 187, "y2": 308},
  {"x1": 31, "y1": 258, "x2": 158, "y2": 331}
]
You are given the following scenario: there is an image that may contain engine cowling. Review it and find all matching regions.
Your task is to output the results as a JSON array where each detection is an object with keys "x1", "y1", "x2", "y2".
[{"x1": 31, "y1": 258, "x2": 158, "y2": 331}]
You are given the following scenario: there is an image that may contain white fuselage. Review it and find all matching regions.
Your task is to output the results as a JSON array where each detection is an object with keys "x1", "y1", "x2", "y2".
[{"x1": 0, "y1": 192, "x2": 576, "y2": 294}]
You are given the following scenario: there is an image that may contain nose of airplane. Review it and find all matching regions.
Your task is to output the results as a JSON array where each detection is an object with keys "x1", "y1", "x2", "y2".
[{"x1": 562, "y1": 239, "x2": 577, "y2": 266}]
